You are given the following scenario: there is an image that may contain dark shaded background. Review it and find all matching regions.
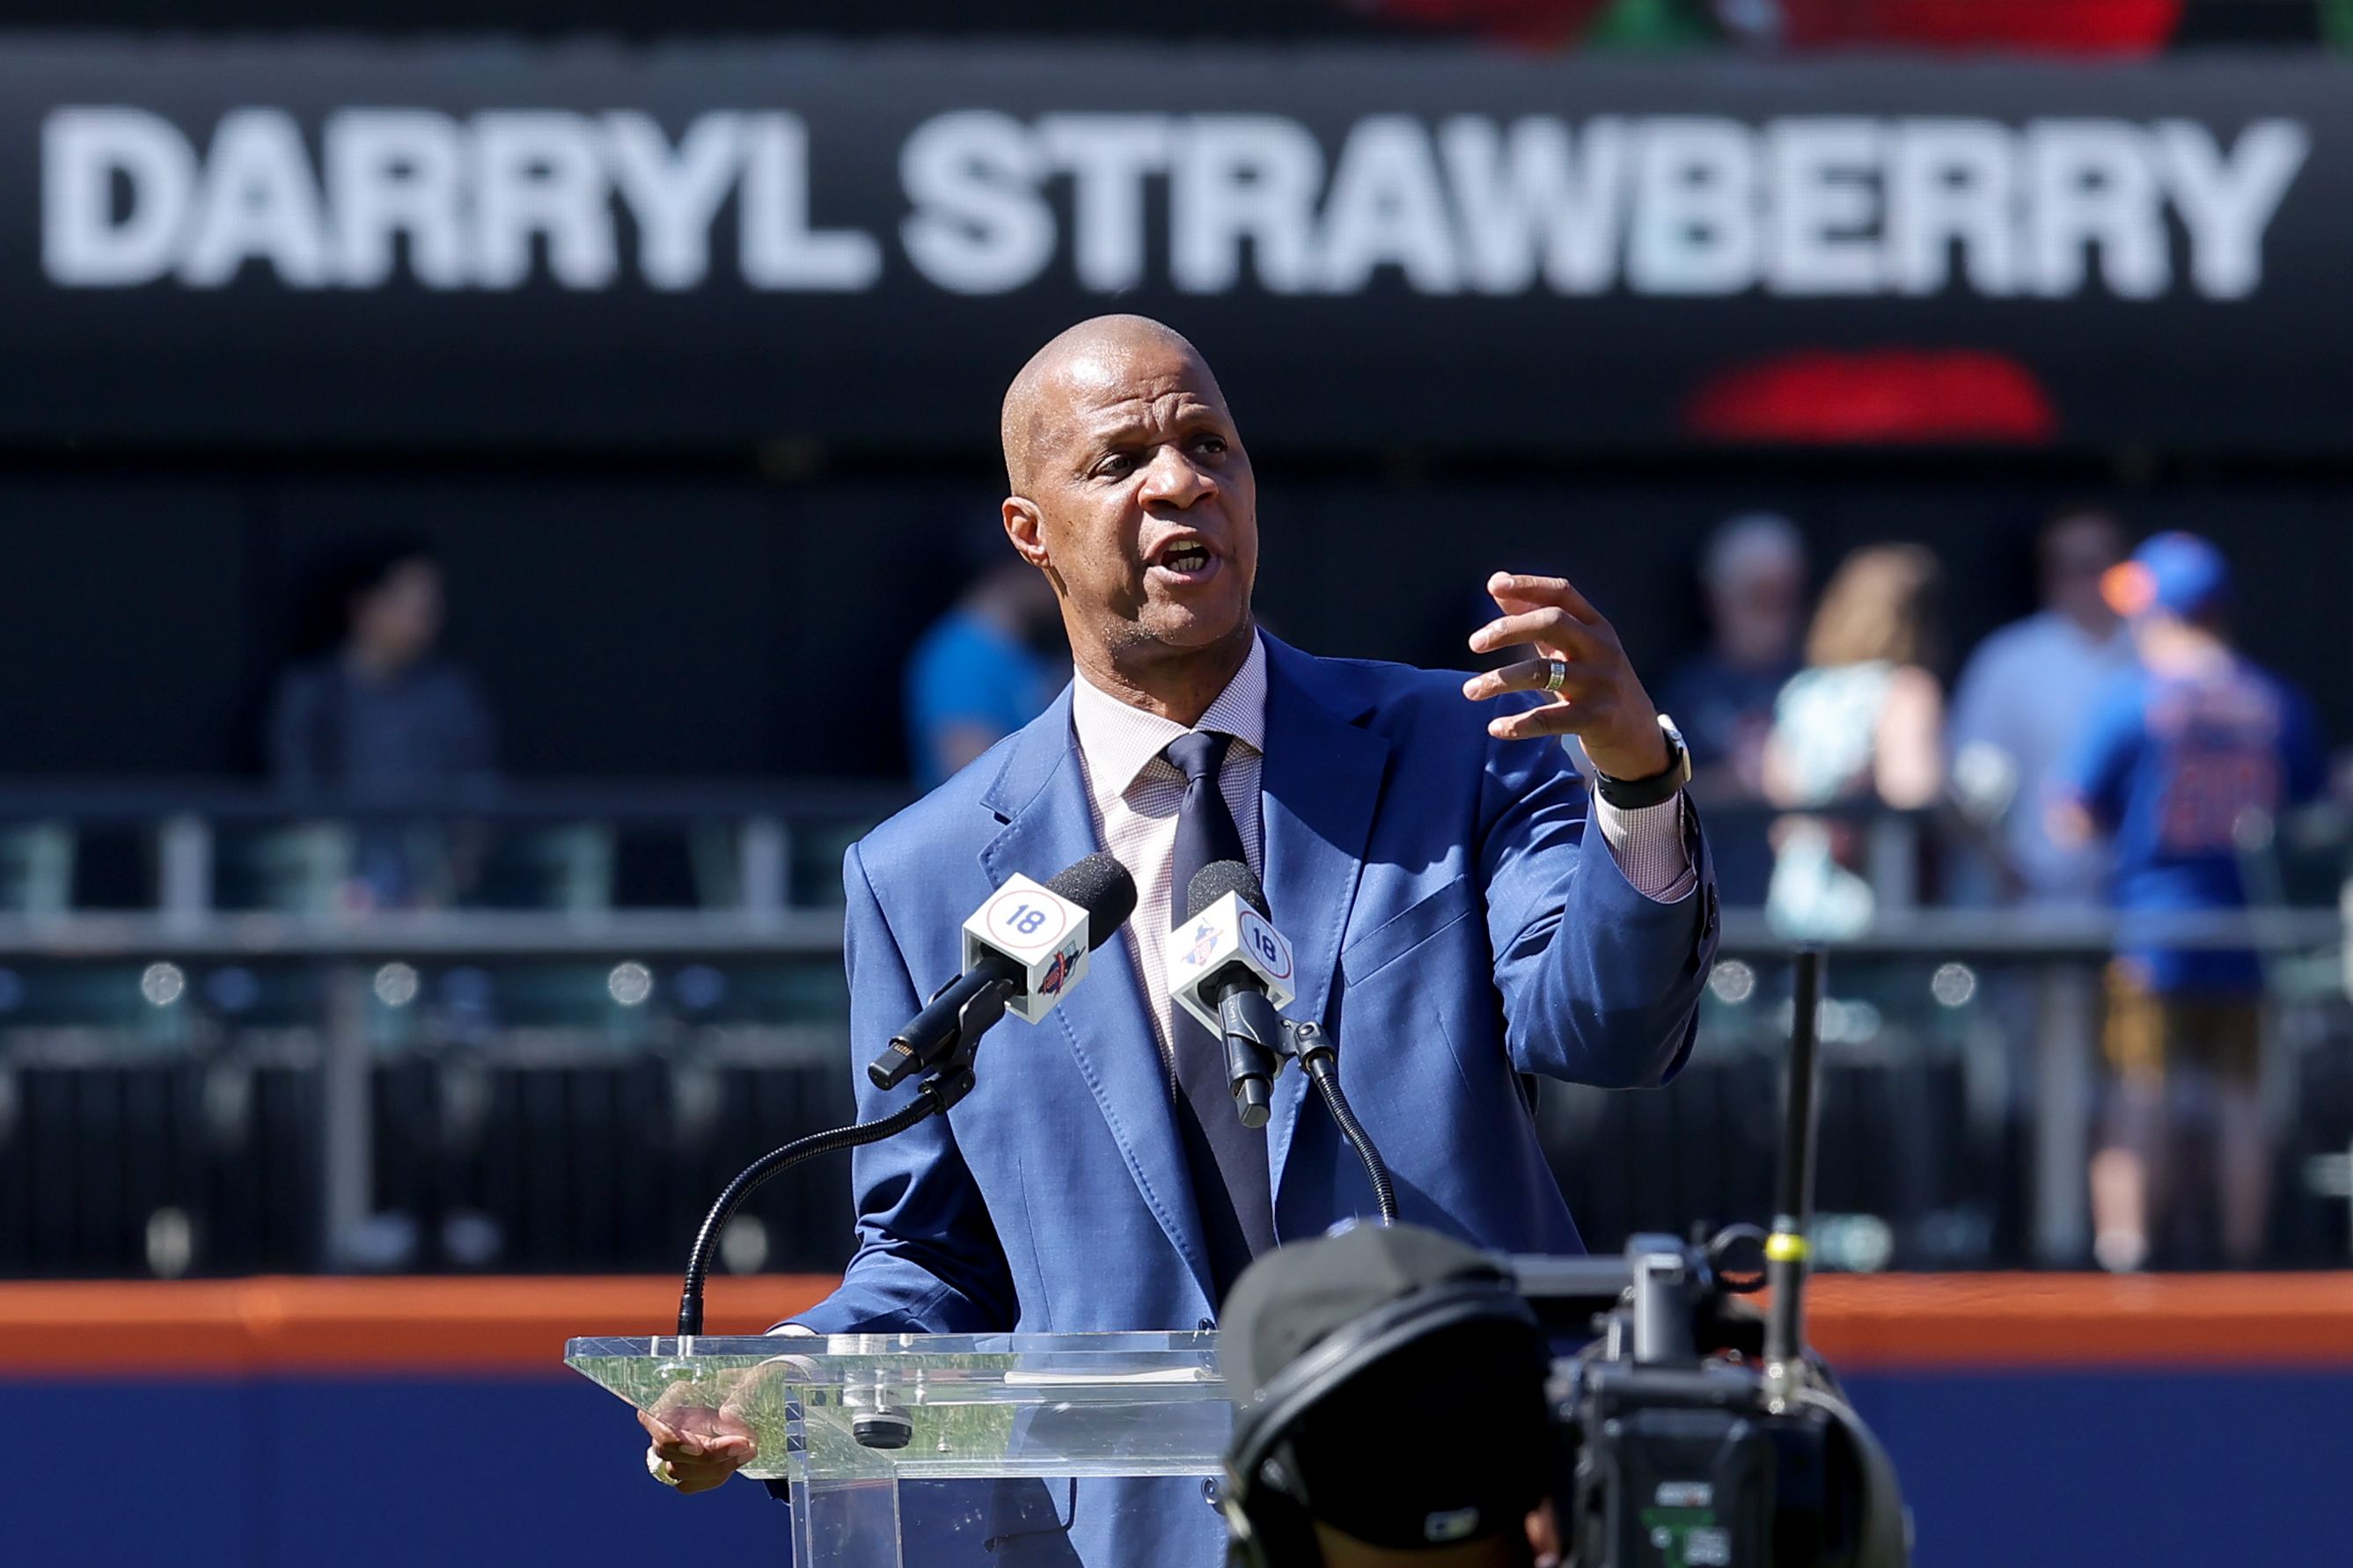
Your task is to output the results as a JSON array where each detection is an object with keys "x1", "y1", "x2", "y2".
[{"x1": 1, "y1": 451, "x2": 2342, "y2": 779}]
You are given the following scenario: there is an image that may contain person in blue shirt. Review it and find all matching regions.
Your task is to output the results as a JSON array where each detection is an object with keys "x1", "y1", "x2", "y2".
[
  {"x1": 2049, "y1": 531, "x2": 2326, "y2": 1271},
  {"x1": 1656, "y1": 512, "x2": 1808, "y2": 905},
  {"x1": 268, "y1": 537, "x2": 497, "y2": 908},
  {"x1": 904, "y1": 555, "x2": 1067, "y2": 789}
]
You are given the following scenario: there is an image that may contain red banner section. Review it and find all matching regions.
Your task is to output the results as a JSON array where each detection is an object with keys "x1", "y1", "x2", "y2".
[{"x1": 1, "y1": 1272, "x2": 2347, "y2": 1378}]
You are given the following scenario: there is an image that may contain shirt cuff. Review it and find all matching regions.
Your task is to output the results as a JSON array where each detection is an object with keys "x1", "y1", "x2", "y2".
[
  {"x1": 1593, "y1": 792, "x2": 1698, "y2": 904},
  {"x1": 770, "y1": 1323, "x2": 817, "y2": 1337}
]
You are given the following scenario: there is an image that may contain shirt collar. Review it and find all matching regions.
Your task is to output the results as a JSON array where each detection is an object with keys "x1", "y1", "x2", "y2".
[{"x1": 1068, "y1": 632, "x2": 1268, "y2": 799}]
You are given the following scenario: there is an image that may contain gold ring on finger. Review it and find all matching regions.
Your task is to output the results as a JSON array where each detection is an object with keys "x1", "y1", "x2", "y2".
[{"x1": 1543, "y1": 659, "x2": 1567, "y2": 693}]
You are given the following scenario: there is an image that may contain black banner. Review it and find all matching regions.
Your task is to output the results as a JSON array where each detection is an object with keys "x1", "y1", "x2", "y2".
[{"x1": 7, "y1": 38, "x2": 2351, "y2": 453}]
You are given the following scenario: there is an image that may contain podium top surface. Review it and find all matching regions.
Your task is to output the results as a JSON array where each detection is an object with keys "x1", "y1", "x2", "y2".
[
  {"x1": 565, "y1": 1329, "x2": 1220, "y2": 1369},
  {"x1": 566, "y1": 1330, "x2": 1231, "y2": 1483}
]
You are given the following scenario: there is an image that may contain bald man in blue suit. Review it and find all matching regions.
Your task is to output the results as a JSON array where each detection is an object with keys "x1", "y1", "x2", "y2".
[{"x1": 643, "y1": 317, "x2": 1719, "y2": 1566}]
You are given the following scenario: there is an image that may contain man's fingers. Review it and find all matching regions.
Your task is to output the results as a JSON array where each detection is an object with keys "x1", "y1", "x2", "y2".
[
  {"x1": 651, "y1": 1447, "x2": 744, "y2": 1495},
  {"x1": 1485, "y1": 571, "x2": 1604, "y2": 626},
  {"x1": 1467, "y1": 608, "x2": 1604, "y2": 661},
  {"x1": 1486, "y1": 700, "x2": 1610, "y2": 743},
  {"x1": 1461, "y1": 658, "x2": 1602, "y2": 704},
  {"x1": 638, "y1": 1409, "x2": 679, "y2": 1446},
  {"x1": 655, "y1": 1430, "x2": 752, "y2": 1463},
  {"x1": 649, "y1": 1435, "x2": 755, "y2": 1491}
]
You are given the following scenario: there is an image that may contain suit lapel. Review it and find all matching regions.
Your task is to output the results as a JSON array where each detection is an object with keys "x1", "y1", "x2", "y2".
[
  {"x1": 1256, "y1": 639, "x2": 1390, "y2": 1213},
  {"x1": 977, "y1": 692, "x2": 1213, "y2": 1300}
]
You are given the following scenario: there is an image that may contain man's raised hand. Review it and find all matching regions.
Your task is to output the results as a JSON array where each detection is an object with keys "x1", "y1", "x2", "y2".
[{"x1": 1461, "y1": 572, "x2": 1669, "y2": 782}]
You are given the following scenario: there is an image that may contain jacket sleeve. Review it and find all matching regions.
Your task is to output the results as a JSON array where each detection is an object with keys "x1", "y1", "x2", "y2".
[
  {"x1": 1477, "y1": 714, "x2": 1719, "y2": 1090},
  {"x1": 781, "y1": 842, "x2": 1018, "y2": 1334}
]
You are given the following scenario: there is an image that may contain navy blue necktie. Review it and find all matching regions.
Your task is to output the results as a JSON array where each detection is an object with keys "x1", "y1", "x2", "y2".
[{"x1": 1162, "y1": 730, "x2": 1276, "y2": 1300}]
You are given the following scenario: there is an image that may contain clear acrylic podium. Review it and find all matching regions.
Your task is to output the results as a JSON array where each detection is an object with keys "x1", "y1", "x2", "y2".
[{"x1": 568, "y1": 1330, "x2": 1229, "y2": 1567}]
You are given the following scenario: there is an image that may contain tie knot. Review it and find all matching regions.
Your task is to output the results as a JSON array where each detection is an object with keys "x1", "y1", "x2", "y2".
[{"x1": 1162, "y1": 729, "x2": 1233, "y2": 786}]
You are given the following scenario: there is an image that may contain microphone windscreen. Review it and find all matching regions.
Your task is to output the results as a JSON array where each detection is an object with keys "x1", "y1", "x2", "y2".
[
  {"x1": 1186, "y1": 859, "x2": 1268, "y2": 922},
  {"x1": 1047, "y1": 852, "x2": 1139, "y2": 951}
]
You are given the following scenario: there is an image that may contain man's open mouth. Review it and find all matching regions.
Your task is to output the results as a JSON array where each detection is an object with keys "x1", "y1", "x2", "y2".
[{"x1": 1155, "y1": 540, "x2": 1213, "y2": 574}]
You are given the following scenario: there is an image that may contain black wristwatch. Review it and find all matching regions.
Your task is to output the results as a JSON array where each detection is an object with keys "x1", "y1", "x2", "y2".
[{"x1": 1594, "y1": 714, "x2": 1692, "y2": 810}]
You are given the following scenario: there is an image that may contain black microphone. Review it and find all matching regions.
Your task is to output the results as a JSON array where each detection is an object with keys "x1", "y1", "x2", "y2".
[
  {"x1": 868, "y1": 852, "x2": 1137, "y2": 1091},
  {"x1": 1176, "y1": 860, "x2": 1290, "y2": 1130}
]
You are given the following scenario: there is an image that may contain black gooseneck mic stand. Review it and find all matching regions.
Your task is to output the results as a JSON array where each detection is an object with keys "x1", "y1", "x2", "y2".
[
  {"x1": 1279, "y1": 1019, "x2": 1400, "y2": 1227},
  {"x1": 673, "y1": 1037, "x2": 979, "y2": 1337},
  {"x1": 1763, "y1": 943, "x2": 1825, "y2": 1404}
]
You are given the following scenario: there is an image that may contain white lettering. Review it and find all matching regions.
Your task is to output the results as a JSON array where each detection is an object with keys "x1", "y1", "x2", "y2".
[
  {"x1": 2026, "y1": 120, "x2": 2167, "y2": 300},
  {"x1": 1765, "y1": 118, "x2": 1879, "y2": 295},
  {"x1": 740, "y1": 113, "x2": 881, "y2": 291},
  {"x1": 326, "y1": 109, "x2": 466, "y2": 289},
  {"x1": 1884, "y1": 119, "x2": 2017, "y2": 297},
  {"x1": 605, "y1": 111, "x2": 741, "y2": 291},
  {"x1": 42, "y1": 106, "x2": 196, "y2": 287},
  {"x1": 1316, "y1": 114, "x2": 1459, "y2": 293},
  {"x1": 1439, "y1": 115, "x2": 1626, "y2": 296},
  {"x1": 1628, "y1": 118, "x2": 1758, "y2": 296},
  {"x1": 2151, "y1": 118, "x2": 2308, "y2": 301},
  {"x1": 179, "y1": 108, "x2": 330, "y2": 289},
  {"x1": 1037, "y1": 114, "x2": 1169, "y2": 293},
  {"x1": 471, "y1": 111, "x2": 616, "y2": 289},
  {"x1": 1170, "y1": 115, "x2": 1322, "y2": 294},
  {"x1": 900, "y1": 110, "x2": 1052, "y2": 295}
]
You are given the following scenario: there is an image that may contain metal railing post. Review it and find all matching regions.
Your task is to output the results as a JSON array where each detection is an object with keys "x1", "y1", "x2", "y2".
[
  {"x1": 2033, "y1": 960, "x2": 2096, "y2": 1266},
  {"x1": 320, "y1": 964, "x2": 372, "y2": 1271},
  {"x1": 740, "y1": 814, "x2": 790, "y2": 920},
  {"x1": 1867, "y1": 812, "x2": 1918, "y2": 920},
  {"x1": 157, "y1": 814, "x2": 212, "y2": 931}
]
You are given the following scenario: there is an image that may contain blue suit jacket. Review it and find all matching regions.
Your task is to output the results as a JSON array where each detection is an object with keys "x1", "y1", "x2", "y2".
[{"x1": 796, "y1": 636, "x2": 1719, "y2": 1339}]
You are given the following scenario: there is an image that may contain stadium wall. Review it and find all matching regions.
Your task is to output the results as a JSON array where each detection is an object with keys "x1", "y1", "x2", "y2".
[{"x1": 1, "y1": 1273, "x2": 2346, "y2": 1568}]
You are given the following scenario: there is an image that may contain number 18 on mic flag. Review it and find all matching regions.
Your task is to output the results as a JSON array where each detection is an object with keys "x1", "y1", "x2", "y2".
[
  {"x1": 1168, "y1": 889, "x2": 1297, "y2": 1035},
  {"x1": 964, "y1": 874, "x2": 1094, "y2": 1024}
]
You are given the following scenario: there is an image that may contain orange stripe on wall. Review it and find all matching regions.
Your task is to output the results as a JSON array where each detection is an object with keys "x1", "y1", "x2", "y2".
[
  {"x1": 0, "y1": 1275, "x2": 835, "y2": 1378},
  {"x1": 0, "y1": 1273, "x2": 2348, "y2": 1379},
  {"x1": 1807, "y1": 1272, "x2": 2353, "y2": 1370}
]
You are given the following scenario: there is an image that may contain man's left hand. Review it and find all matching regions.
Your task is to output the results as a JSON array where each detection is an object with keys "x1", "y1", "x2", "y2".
[{"x1": 1462, "y1": 571, "x2": 1670, "y2": 781}]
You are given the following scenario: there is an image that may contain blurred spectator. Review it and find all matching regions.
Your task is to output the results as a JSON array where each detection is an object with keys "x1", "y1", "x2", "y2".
[
  {"x1": 1946, "y1": 508, "x2": 2136, "y2": 906},
  {"x1": 269, "y1": 538, "x2": 496, "y2": 797},
  {"x1": 268, "y1": 538, "x2": 497, "y2": 908},
  {"x1": 2049, "y1": 532, "x2": 2327, "y2": 1271},
  {"x1": 1660, "y1": 514, "x2": 1808, "y2": 801},
  {"x1": 905, "y1": 553, "x2": 1066, "y2": 790},
  {"x1": 1657, "y1": 512, "x2": 1808, "y2": 905},
  {"x1": 1763, "y1": 544, "x2": 1944, "y2": 936}
]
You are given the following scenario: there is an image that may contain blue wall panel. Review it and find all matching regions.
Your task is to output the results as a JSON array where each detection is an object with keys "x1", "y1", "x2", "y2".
[
  {"x1": 1846, "y1": 1371, "x2": 2353, "y2": 1568},
  {"x1": 0, "y1": 1377, "x2": 789, "y2": 1567},
  {"x1": 4, "y1": 1369, "x2": 2345, "y2": 1566}
]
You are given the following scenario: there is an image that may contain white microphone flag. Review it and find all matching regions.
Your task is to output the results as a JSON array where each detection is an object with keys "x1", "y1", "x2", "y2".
[
  {"x1": 963, "y1": 873, "x2": 1091, "y2": 1024},
  {"x1": 1166, "y1": 890, "x2": 1297, "y2": 1035}
]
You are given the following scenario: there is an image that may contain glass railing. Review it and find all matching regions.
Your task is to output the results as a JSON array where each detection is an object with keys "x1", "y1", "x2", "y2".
[{"x1": 0, "y1": 782, "x2": 2342, "y2": 1279}]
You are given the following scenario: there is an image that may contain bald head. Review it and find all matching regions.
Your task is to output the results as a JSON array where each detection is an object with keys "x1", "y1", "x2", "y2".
[
  {"x1": 993, "y1": 314, "x2": 1258, "y2": 724},
  {"x1": 1001, "y1": 315, "x2": 1225, "y2": 495}
]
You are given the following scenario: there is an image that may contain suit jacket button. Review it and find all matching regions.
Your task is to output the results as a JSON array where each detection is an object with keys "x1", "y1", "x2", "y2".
[
  {"x1": 1197, "y1": 1317, "x2": 1215, "y2": 1331},
  {"x1": 1202, "y1": 1478, "x2": 1222, "y2": 1508}
]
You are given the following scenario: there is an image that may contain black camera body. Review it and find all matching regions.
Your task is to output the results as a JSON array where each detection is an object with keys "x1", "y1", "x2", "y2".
[
  {"x1": 1515, "y1": 1231, "x2": 1901, "y2": 1568},
  {"x1": 1222, "y1": 949, "x2": 1903, "y2": 1568}
]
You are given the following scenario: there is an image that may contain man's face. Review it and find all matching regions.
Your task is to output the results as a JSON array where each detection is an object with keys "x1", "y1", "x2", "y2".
[
  {"x1": 1006, "y1": 338, "x2": 1257, "y2": 663},
  {"x1": 2043, "y1": 515, "x2": 2125, "y2": 631},
  {"x1": 1710, "y1": 554, "x2": 1803, "y2": 670},
  {"x1": 350, "y1": 558, "x2": 444, "y2": 672}
]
